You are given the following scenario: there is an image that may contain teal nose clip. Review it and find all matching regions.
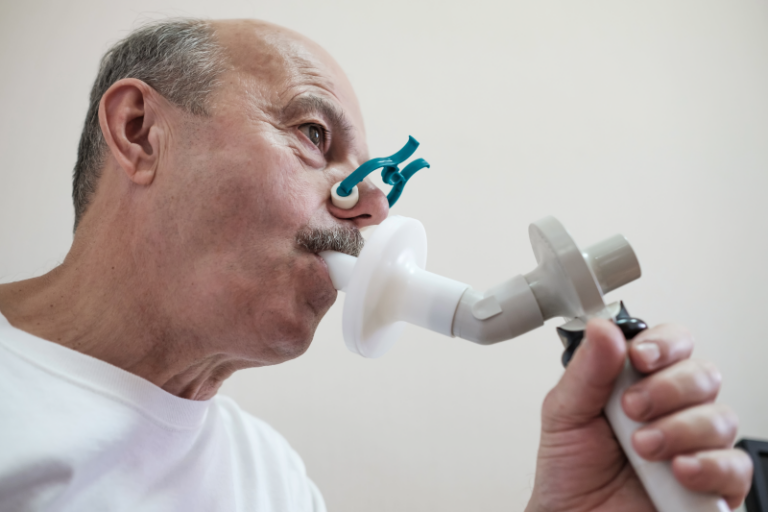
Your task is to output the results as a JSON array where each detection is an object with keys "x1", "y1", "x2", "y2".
[{"x1": 331, "y1": 136, "x2": 430, "y2": 209}]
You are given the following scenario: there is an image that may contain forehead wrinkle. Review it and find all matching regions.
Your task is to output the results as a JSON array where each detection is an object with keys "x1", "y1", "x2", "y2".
[
  {"x1": 225, "y1": 50, "x2": 340, "y2": 127},
  {"x1": 212, "y1": 20, "x2": 366, "y2": 158},
  {"x1": 258, "y1": 36, "x2": 335, "y2": 97}
]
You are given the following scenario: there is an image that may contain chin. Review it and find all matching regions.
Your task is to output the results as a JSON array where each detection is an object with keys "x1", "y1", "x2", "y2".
[
  {"x1": 281, "y1": 253, "x2": 336, "y2": 321},
  {"x1": 256, "y1": 317, "x2": 319, "y2": 365},
  {"x1": 251, "y1": 294, "x2": 334, "y2": 366},
  {"x1": 270, "y1": 335, "x2": 314, "y2": 361},
  {"x1": 234, "y1": 252, "x2": 338, "y2": 365}
]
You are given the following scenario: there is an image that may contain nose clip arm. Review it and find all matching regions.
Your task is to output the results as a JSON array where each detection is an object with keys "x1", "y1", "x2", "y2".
[{"x1": 332, "y1": 136, "x2": 430, "y2": 209}]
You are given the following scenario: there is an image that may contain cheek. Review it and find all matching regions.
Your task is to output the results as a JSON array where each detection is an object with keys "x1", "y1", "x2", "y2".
[
  {"x1": 295, "y1": 255, "x2": 338, "y2": 316},
  {"x1": 159, "y1": 125, "x2": 338, "y2": 357},
  {"x1": 212, "y1": 149, "x2": 327, "y2": 234},
  {"x1": 230, "y1": 256, "x2": 337, "y2": 361},
  {"x1": 258, "y1": 255, "x2": 337, "y2": 326},
  {"x1": 166, "y1": 160, "x2": 292, "y2": 253},
  {"x1": 262, "y1": 156, "x2": 334, "y2": 229}
]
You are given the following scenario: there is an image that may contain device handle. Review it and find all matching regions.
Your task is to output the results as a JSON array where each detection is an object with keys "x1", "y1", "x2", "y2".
[{"x1": 603, "y1": 316, "x2": 730, "y2": 512}]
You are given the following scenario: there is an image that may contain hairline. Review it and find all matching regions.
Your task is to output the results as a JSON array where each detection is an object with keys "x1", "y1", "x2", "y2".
[{"x1": 72, "y1": 18, "x2": 227, "y2": 231}]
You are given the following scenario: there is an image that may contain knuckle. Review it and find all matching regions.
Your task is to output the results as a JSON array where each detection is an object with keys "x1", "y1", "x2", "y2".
[
  {"x1": 637, "y1": 324, "x2": 695, "y2": 361},
  {"x1": 666, "y1": 323, "x2": 694, "y2": 342},
  {"x1": 693, "y1": 450, "x2": 754, "y2": 500},
  {"x1": 710, "y1": 405, "x2": 739, "y2": 441},
  {"x1": 719, "y1": 450, "x2": 754, "y2": 496},
  {"x1": 692, "y1": 360, "x2": 722, "y2": 395},
  {"x1": 712, "y1": 454, "x2": 730, "y2": 475},
  {"x1": 736, "y1": 452, "x2": 755, "y2": 492},
  {"x1": 701, "y1": 359, "x2": 722, "y2": 384}
]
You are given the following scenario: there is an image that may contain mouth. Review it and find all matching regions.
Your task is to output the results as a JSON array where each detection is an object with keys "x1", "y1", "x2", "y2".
[
  {"x1": 294, "y1": 224, "x2": 364, "y2": 294},
  {"x1": 308, "y1": 252, "x2": 339, "y2": 295},
  {"x1": 313, "y1": 252, "x2": 330, "y2": 272},
  {"x1": 294, "y1": 224, "x2": 365, "y2": 258}
]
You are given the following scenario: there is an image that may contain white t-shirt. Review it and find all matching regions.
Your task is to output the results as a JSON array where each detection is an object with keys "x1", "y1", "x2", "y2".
[{"x1": 0, "y1": 313, "x2": 326, "y2": 512}]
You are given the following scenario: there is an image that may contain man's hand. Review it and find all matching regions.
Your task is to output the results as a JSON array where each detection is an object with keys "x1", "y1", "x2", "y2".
[{"x1": 525, "y1": 319, "x2": 753, "y2": 512}]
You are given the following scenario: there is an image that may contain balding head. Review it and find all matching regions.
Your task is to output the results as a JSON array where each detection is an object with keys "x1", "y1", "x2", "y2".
[
  {"x1": 73, "y1": 18, "x2": 367, "y2": 230},
  {"x1": 209, "y1": 19, "x2": 366, "y2": 159},
  {"x1": 212, "y1": 19, "x2": 363, "y2": 129},
  {"x1": 0, "y1": 17, "x2": 389, "y2": 400},
  {"x1": 63, "y1": 17, "x2": 387, "y2": 382}
]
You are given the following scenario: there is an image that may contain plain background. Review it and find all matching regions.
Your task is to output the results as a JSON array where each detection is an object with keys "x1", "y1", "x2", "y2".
[{"x1": 1, "y1": 1, "x2": 767, "y2": 510}]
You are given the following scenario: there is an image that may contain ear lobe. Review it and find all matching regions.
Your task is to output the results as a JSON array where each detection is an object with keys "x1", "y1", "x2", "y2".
[{"x1": 98, "y1": 78, "x2": 164, "y2": 186}]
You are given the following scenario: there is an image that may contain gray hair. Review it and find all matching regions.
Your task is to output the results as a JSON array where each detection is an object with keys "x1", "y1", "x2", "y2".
[
  {"x1": 71, "y1": 18, "x2": 227, "y2": 230},
  {"x1": 296, "y1": 225, "x2": 365, "y2": 257}
]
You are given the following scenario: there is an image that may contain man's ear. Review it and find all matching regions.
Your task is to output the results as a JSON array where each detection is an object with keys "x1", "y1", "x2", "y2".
[{"x1": 98, "y1": 78, "x2": 167, "y2": 186}]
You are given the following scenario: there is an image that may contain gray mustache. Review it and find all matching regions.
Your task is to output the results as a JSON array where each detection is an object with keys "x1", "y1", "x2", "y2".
[{"x1": 296, "y1": 225, "x2": 364, "y2": 257}]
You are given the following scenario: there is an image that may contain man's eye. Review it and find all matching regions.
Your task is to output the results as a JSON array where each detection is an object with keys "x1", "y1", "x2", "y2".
[{"x1": 299, "y1": 123, "x2": 325, "y2": 149}]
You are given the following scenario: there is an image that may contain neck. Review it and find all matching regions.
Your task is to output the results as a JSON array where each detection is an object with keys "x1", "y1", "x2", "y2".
[{"x1": 0, "y1": 220, "x2": 241, "y2": 401}]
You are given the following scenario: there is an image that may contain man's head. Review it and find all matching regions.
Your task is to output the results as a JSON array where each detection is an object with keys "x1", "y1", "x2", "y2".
[{"x1": 71, "y1": 19, "x2": 387, "y2": 371}]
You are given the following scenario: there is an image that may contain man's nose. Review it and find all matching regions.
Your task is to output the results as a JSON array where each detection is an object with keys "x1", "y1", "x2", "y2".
[{"x1": 328, "y1": 177, "x2": 389, "y2": 228}]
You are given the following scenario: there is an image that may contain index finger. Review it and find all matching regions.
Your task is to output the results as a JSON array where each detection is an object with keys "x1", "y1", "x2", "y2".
[{"x1": 628, "y1": 323, "x2": 695, "y2": 373}]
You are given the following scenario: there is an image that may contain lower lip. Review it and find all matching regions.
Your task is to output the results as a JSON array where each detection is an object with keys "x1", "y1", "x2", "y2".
[{"x1": 313, "y1": 253, "x2": 334, "y2": 285}]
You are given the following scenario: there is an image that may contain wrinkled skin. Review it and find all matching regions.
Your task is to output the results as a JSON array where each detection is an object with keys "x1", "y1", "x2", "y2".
[
  {"x1": 0, "y1": 20, "x2": 388, "y2": 399},
  {"x1": 0, "y1": 19, "x2": 752, "y2": 510},
  {"x1": 526, "y1": 320, "x2": 752, "y2": 511}
]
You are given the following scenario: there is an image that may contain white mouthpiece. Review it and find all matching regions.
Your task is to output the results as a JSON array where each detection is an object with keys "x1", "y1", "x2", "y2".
[
  {"x1": 319, "y1": 251, "x2": 356, "y2": 291},
  {"x1": 320, "y1": 216, "x2": 468, "y2": 358}
]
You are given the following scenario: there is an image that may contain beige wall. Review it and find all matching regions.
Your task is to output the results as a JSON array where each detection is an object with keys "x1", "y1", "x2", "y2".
[{"x1": 1, "y1": 1, "x2": 767, "y2": 510}]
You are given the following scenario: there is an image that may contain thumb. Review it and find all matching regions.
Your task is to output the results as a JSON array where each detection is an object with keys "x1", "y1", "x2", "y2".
[{"x1": 542, "y1": 318, "x2": 627, "y2": 430}]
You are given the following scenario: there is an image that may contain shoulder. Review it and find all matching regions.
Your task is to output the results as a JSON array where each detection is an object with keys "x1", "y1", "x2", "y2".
[
  {"x1": 211, "y1": 394, "x2": 299, "y2": 461},
  {"x1": 209, "y1": 395, "x2": 327, "y2": 512}
]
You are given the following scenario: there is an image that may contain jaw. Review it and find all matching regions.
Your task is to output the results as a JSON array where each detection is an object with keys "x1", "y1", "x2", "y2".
[{"x1": 165, "y1": 244, "x2": 337, "y2": 363}]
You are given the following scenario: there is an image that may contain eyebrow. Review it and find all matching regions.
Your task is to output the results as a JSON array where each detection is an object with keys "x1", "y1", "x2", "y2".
[{"x1": 280, "y1": 94, "x2": 353, "y2": 141}]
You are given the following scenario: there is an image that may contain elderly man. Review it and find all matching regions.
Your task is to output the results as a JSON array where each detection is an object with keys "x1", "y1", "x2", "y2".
[{"x1": 0, "y1": 18, "x2": 752, "y2": 511}]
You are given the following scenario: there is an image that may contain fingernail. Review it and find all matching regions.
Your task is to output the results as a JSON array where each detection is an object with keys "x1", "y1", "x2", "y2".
[
  {"x1": 624, "y1": 389, "x2": 651, "y2": 419},
  {"x1": 634, "y1": 428, "x2": 664, "y2": 456},
  {"x1": 635, "y1": 342, "x2": 661, "y2": 367},
  {"x1": 675, "y1": 455, "x2": 702, "y2": 475}
]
